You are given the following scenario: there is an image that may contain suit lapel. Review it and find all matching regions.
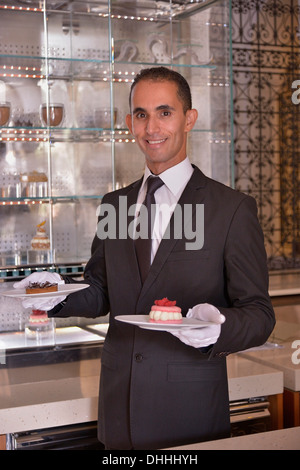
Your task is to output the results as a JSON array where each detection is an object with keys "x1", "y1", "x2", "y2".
[{"x1": 139, "y1": 166, "x2": 207, "y2": 297}]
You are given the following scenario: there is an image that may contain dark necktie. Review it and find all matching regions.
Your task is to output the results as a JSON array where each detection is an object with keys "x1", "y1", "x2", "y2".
[{"x1": 135, "y1": 175, "x2": 164, "y2": 283}]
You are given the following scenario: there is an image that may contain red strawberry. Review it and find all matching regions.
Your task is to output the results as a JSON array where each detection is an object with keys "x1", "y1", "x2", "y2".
[{"x1": 154, "y1": 298, "x2": 177, "y2": 307}]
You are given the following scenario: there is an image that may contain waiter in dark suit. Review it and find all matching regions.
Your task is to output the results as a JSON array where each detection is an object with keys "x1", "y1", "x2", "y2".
[{"x1": 15, "y1": 67, "x2": 275, "y2": 450}]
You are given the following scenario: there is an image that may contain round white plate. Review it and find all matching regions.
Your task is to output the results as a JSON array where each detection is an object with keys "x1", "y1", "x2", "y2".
[
  {"x1": 1, "y1": 284, "x2": 90, "y2": 298},
  {"x1": 115, "y1": 315, "x2": 215, "y2": 331}
]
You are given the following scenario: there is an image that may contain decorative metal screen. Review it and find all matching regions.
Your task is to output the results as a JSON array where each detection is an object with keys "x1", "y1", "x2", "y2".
[{"x1": 231, "y1": 0, "x2": 300, "y2": 269}]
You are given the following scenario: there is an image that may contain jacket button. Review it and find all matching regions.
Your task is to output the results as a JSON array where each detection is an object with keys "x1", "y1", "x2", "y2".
[{"x1": 135, "y1": 353, "x2": 143, "y2": 362}]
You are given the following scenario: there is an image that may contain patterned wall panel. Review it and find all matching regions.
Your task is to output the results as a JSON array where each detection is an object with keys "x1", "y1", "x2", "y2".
[{"x1": 231, "y1": 0, "x2": 300, "y2": 269}]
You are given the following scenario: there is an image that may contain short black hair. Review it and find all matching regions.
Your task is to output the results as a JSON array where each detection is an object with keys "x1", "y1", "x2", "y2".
[{"x1": 129, "y1": 66, "x2": 192, "y2": 113}]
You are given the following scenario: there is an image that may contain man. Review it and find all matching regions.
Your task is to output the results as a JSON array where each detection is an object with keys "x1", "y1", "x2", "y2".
[{"x1": 15, "y1": 67, "x2": 275, "y2": 449}]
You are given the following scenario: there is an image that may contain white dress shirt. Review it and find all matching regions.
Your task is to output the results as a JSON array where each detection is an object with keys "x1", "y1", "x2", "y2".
[{"x1": 136, "y1": 157, "x2": 194, "y2": 262}]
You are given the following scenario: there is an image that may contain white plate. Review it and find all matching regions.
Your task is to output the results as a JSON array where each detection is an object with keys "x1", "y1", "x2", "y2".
[
  {"x1": 115, "y1": 315, "x2": 216, "y2": 331},
  {"x1": 1, "y1": 284, "x2": 90, "y2": 298}
]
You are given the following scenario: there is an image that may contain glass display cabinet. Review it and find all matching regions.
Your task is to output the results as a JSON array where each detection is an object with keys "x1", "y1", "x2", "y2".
[{"x1": 0, "y1": 0, "x2": 233, "y2": 330}]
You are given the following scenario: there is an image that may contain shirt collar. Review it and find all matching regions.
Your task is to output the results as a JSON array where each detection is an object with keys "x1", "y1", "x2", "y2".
[{"x1": 141, "y1": 157, "x2": 193, "y2": 198}]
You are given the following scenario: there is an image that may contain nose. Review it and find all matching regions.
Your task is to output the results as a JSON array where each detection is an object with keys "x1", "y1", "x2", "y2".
[{"x1": 146, "y1": 115, "x2": 160, "y2": 134}]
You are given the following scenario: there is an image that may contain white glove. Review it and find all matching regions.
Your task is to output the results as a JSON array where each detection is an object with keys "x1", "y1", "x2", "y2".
[
  {"x1": 13, "y1": 272, "x2": 66, "y2": 311},
  {"x1": 170, "y1": 303, "x2": 225, "y2": 349}
]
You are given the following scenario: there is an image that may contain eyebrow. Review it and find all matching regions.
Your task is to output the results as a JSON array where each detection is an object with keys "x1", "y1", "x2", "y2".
[{"x1": 132, "y1": 104, "x2": 175, "y2": 114}]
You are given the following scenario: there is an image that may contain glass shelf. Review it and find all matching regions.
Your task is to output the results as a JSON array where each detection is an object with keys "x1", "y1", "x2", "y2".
[
  {"x1": 0, "y1": 195, "x2": 103, "y2": 204},
  {"x1": 0, "y1": 0, "x2": 219, "y2": 20},
  {"x1": 0, "y1": 56, "x2": 218, "y2": 87},
  {"x1": 0, "y1": 128, "x2": 135, "y2": 142},
  {"x1": 0, "y1": 54, "x2": 217, "y2": 66},
  {"x1": 0, "y1": 127, "x2": 227, "y2": 144}
]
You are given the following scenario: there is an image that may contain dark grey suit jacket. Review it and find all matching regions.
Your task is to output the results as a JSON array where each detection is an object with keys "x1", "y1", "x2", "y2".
[{"x1": 50, "y1": 165, "x2": 275, "y2": 449}]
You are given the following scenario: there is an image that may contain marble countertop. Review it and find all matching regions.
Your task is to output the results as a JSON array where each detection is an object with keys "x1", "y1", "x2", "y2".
[
  {"x1": 167, "y1": 426, "x2": 300, "y2": 450},
  {"x1": 240, "y1": 342, "x2": 300, "y2": 392},
  {"x1": 226, "y1": 354, "x2": 283, "y2": 401},
  {"x1": 0, "y1": 357, "x2": 101, "y2": 434},
  {"x1": 0, "y1": 326, "x2": 104, "y2": 434},
  {"x1": 239, "y1": 300, "x2": 300, "y2": 392},
  {"x1": 269, "y1": 271, "x2": 300, "y2": 296}
]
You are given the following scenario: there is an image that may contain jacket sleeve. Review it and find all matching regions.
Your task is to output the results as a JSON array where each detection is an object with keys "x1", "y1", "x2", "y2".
[
  {"x1": 211, "y1": 195, "x2": 275, "y2": 357},
  {"x1": 49, "y1": 230, "x2": 110, "y2": 319}
]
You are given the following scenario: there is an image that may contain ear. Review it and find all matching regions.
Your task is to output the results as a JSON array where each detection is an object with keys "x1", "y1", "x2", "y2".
[
  {"x1": 185, "y1": 109, "x2": 198, "y2": 132},
  {"x1": 125, "y1": 113, "x2": 133, "y2": 134}
]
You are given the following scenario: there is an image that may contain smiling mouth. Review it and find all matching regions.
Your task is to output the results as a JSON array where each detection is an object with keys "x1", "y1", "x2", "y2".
[{"x1": 147, "y1": 138, "x2": 166, "y2": 144}]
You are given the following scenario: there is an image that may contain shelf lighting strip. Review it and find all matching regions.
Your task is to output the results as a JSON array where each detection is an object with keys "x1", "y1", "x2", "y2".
[
  {"x1": 0, "y1": 128, "x2": 135, "y2": 143},
  {"x1": 0, "y1": 62, "x2": 228, "y2": 85},
  {"x1": 0, "y1": 129, "x2": 49, "y2": 143},
  {"x1": 1, "y1": 199, "x2": 45, "y2": 206},
  {"x1": 0, "y1": 3, "x2": 225, "y2": 25},
  {"x1": 110, "y1": 15, "x2": 155, "y2": 22},
  {"x1": 0, "y1": 64, "x2": 228, "y2": 86},
  {"x1": 0, "y1": 64, "x2": 44, "y2": 80},
  {"x1": 0, "y1": 4, "x2": 42, "y2": 12},
  {"x1": 0, "y1": 5, "x2": 164, "y2": 21},
  {"x1": 0, "y1": 64, "x2": 136, "y2": 82}
]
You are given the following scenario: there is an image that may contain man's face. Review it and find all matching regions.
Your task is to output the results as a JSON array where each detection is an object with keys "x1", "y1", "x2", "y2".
[{"x1": 126, "y1": 80, "x2": 198, "y2": 174}]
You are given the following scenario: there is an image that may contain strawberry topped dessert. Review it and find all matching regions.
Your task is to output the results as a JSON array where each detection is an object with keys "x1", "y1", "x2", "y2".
[
  {"x1": 29, "y1": 309, "x2": 49, "y2": 325},
  {"x1": 149, "y1": 298, "x2": 182, "y2": 324}
]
